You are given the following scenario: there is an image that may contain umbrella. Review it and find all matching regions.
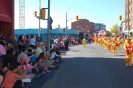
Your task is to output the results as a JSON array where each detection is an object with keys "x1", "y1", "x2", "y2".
[{"x1": 0, "y1": 44, "x2": 6, "y2": 55}]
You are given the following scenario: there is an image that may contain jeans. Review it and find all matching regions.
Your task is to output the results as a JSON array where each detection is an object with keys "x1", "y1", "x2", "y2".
[{"x1": 32, "y1": 67, "x2": 44, "y2": 75}]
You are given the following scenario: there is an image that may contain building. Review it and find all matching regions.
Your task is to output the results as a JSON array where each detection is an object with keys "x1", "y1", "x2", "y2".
[
  {"x1": 93, "y1": 23, "x2": 106, "y2": 33},
  {"x1": 14, "y1": 28, "x2": 79, "y2": 41},
  {"x1": 94, "y1": 23, "x2": 106, "y2": 30},
  {"x1": 0, "y1": 0, "x2": 14, "y2": 38},
  {"x1": 71, "y1": 19, "x2": 94, "y2": 34},
  {"x1": 125, "y1": 0, "x2": 133, "y2": 33}
]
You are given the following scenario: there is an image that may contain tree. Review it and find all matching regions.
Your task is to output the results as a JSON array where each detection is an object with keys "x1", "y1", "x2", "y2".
[{"x1": 110, "y1": 24, "x2": 120, "y2": 36}]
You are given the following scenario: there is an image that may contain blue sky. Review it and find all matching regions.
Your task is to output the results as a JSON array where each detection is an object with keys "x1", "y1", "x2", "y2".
[{"x1": 15, "y1": 0, "x2": 125, "y2": 31}]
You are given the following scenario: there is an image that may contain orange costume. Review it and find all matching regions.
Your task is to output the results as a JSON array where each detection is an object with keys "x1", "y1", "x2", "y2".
[{"x1": 124, "y1": 38, "x2": 133, "y2": 66}]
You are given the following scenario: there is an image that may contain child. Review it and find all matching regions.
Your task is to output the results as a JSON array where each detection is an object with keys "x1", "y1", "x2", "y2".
[
  {"x1": 36, "y1": 57, "x2": 45, "y2": 75},
  {"x1": 31, "y1": 51, "x2": 38, "y2": 64},
  {"x1": 21, "y1": 57, "x2": 35, "y2": 87},
  {"x1": 32, "y1": 61, "x2": 44, "y2": 77}
]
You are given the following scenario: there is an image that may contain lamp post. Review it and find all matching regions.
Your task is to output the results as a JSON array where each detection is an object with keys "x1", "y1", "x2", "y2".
[{"x1": 66, "y1": 12, "x2": 67, "y2": 36}]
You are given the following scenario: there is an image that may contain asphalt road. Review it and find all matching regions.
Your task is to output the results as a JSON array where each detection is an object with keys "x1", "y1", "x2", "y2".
[{"x1": 30, "y1": 43, "x2": 133, "y2": 88}]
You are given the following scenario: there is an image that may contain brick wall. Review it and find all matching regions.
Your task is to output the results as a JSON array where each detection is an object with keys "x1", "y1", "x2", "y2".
[{"x1": 71, "y1": 19, "x2": 94, "y2": 34}]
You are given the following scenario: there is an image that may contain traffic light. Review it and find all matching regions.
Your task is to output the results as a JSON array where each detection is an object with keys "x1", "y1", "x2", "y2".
[
  {"x1": 40, "y1": 27, "x2": 42, "y2": 31},
  {"x1": 76, "y1": 15, "x2": 79, "y2": 21},
  {"x1": 40, "y1": 8, "x2": 46, "y2": 20},
  {"x1": 119, "y1": 15, "x2": 122, "y2": 21},
  {"x1": 34, "y1": 11, "x2": 37, "y2": 17}
]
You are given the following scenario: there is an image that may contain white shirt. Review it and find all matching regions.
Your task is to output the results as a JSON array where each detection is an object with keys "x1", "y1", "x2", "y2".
[
  {"x1": 36, "y1": 47, "x2": 43, "y2": 55},
  {"x1": 17, "y1": 52, "x2": 27, "y2": 60},
  {"x1": 54, "y1": 39, "x2": 58, "y2": 43},
  {"x1": 51, "y1": 52, "x2": 58, "y2": 59},
  {"x1": 29, "y1": 38, "x2": 36, "y2": 45}
]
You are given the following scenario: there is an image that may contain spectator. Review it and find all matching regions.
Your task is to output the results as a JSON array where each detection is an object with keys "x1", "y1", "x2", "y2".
[
  {"x1": 36, "y1": 42, "x2": 43, "y2": 55},
  {"x1": 17, "y1": 48, "x2": 28, "y2": 61},
  {"x1": 7, "y1": 48, "x2": 19, "y2": 68},
  {"x1": 8, "y1": 34, "x2": 14, "y2": 45},
  {"x1": 29, "y1": 35, "x2": 36, "y2": 49},
  {"x1": 2, "y1": 64, "x2": 28, "y2": 88},
  {"x1": 50, "y1": 48, "x2": 61, "y2": 62},
  {"x1": 39, "y1": 52, "x2": 59, "y2": 70},
  {"x1": 0, "y1": 33, "x2": 3, "y2": 44},
  {"x1": 18, "y1": 35, "x2": 25, "y2": 53},
  {"x1": 31, "y1": 51, "x2": 38, "y2": 64},
  {"x1": 25, "y1": 35, "x2": 30, "y2": 49},
  {"x1": 21, "y1": 57, "x2": 35, "y2": 87}
]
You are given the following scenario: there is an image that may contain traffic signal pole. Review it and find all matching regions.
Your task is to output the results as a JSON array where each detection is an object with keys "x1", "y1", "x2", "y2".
[
  {"x1": 38, "y1": 0, "x2": 41, "y2": 37},
  {"x1": 47, "y1": 0, "x2": 51, "y2": 52},
  {"x1": 66, "y1": 12, "x2": 67, "y2": 36}
]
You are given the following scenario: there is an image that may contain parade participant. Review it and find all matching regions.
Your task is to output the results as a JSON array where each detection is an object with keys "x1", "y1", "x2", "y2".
[
  {"x1": 82, "y1": 37, "x2": 87, "y2": 48},
  {"x1": 112, "y1": 37, "x2": 118, "y2": 55},
  {"x1": 124, "y1": 37, "x2": 133, "y2": 66},
  {"x1": 107, "y1": 38, "x2": 112, "y2": 52}
]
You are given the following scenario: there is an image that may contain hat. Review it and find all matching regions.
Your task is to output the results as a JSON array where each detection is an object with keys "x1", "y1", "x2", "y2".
[{"x1": 21, "y1": 57, "x2": 30, "y2": 65}]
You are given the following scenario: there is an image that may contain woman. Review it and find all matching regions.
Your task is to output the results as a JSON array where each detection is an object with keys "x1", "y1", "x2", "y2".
[
  {"x1": 39, "y1": 52, "x2": 59, "y2": 69},
  {"x1": 18, "y1": 35, "x2": 25, "y2": 53},
  {"x1": 2, "y1": 64, "x2": 28, "y2": 88}
]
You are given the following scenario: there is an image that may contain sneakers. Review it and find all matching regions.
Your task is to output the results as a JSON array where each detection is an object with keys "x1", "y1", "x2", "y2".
[
  {"x1": 45, "y1": 70, "x2": 51, "y2": 72},
  {"x1": 55, "y1": 66, "x2": 59, "y2": 69}
]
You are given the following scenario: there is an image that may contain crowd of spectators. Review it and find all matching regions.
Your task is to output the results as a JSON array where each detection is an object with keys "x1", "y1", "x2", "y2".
[{"x1": 0, "y1": 32, "x2": 81, "y2": 88}]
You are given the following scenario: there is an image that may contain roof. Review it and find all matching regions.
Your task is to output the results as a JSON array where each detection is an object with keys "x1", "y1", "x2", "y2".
[{"x1": 14, "y1": 28, "x2": 79, "y2": 35}]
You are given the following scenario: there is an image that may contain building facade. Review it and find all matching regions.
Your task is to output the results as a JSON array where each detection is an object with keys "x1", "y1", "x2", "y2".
[
  {"x1": 71, "y1": 19, "x2": 94, "y2": 34},
  {"x1": 93, "y1": 23, "x2": 106, "y2": 33},
  {"x1": 0, "y1": 0, "x2": 14, "y2": 38},
  {"x1": 125, "y1": 0, "x2": 133, "y2": 32},
  {"x1": 14, "y1": 28, "x2": 79, "y2": 41},
  {"x1": 94, "y1": 23, "x2": 106, "y2": 30}
]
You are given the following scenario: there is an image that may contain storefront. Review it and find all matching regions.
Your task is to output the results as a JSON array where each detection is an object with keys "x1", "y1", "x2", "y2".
[{"x1": 0, "y1": 0, "x2": 14, "y2": 39}]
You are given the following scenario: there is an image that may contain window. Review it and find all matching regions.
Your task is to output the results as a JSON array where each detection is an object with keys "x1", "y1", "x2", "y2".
[
  {"x1": 76, "y1": 26, "x2": 79, "y2": 28},
  {"x1": 86, "y1": 25, "x2": 88, "y2": 27}
]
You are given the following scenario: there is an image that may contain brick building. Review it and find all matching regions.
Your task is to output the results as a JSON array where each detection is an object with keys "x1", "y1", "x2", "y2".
[{"x1": 71, "y1": 19, "x2": 94, "y2": 34}]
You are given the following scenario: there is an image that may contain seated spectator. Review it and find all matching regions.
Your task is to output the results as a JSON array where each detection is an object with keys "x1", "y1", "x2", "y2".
[
  {"x1": 31, "y1": 51, "x2": 38, "y2": 64},
  {"x1": 2, "y1": 64, "x2": 28, "y2": 88},
  {"x1": 21, "y1": 57, "x2": 36, "y2": 87},
  {"x1": 36, "y1": 42, "x2": 43, "y2": 55},
  {"x1": 7, "y1": 48, "x2": 20, "y2": 68},
  {"x1": 17, "y1": 48, "x2": 28, "y2": 61},
  {"x1": 39, "y1": 52, "x2": 59, "y2": 70},
  {"x1": 50, "y1": 48, "x2": 61, "y2": 62},
  {"x1": 32, "y1": 58, "x2": 45, "y2": 77},
  {"x1": 17, "y1": 48, "x2": 33, "y2": 61}
]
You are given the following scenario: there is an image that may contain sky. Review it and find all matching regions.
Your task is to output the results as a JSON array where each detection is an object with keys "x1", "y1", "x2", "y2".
[{"x1": 15, "y1": 0, "x2": 125, "y2": 31}]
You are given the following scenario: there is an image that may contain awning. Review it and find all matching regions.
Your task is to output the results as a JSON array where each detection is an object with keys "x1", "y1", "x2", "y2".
[{"x1": 0, "y1": 0, "x2": 11, "y2": 23}]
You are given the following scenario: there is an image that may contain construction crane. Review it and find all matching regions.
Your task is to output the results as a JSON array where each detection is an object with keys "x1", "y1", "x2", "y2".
[{"x1": 19, "y1": 0, "x2": 25, "y2": 28}]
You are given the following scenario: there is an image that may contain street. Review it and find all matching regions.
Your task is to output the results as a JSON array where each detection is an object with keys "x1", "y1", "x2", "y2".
[{"x1": 31, "y1": 43, "x2": 133, "y2": 88}]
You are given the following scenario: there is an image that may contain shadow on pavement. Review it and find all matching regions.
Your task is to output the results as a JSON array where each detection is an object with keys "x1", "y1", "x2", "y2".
[
  {"x1": 30, "y1": 61, "x2": 63, "y2": 88},
  {"x1": 30, "y1": 57, "x2": 133, "y2": 88}
]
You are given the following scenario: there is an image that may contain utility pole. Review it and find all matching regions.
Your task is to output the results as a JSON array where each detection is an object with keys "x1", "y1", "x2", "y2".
[
  {"x1": 38, "y1": 0, "x2": 41, "y2": 37},
  {"x1": 128, "y1": 0, "x2": 130, "y2": 36},
  {"x1": 66, "y1": 12, "x2": 67, "y2": 36},
  {"x1": 47, "y1": 0, "x2": 51, "y2": 52}
]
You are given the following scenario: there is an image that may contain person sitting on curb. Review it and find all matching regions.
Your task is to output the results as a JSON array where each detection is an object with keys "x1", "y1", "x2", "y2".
[{"x1": 50, "y1": 48, "x2": 61, "y2": 62}]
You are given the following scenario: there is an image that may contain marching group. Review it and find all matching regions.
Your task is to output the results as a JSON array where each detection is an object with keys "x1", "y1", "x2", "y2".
[
  {"x1": 93, "y1": 34, "x2": 133, "y2": 67},
  {"x1": 0, "y1": 32, "x2": 80, "y2": 88}
]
